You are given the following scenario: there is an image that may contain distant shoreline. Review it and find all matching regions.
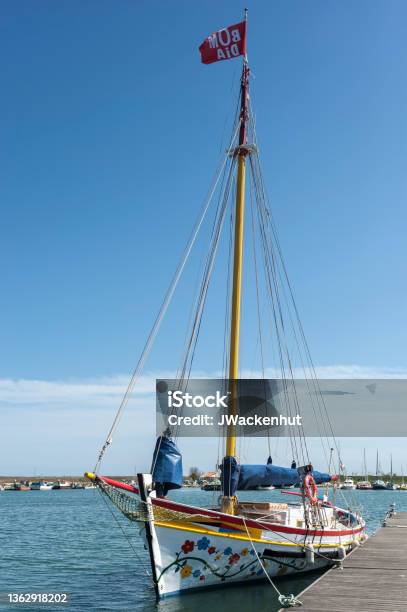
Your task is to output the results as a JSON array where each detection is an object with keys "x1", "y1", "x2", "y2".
[
  {"x1": 0, "y1": 475, "x2": 136, "y2": 484},
  {"x1": 2, "y1": 474, "x2": 406, "y2": 485}
]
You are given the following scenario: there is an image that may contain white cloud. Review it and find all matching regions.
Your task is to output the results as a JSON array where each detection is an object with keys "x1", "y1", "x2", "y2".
[
  {"x1": 2, "y1": 364, "x2": 406, "y2": 411},
  {"x1": 239, "y1": 365, "x2": 407, "y2": 379},
  {"x1": 1, "y1": 366, "x2": 406, "y2": 475},
  {"x1": 0, "y1": 372, "x2": 169, "y2": 409}
]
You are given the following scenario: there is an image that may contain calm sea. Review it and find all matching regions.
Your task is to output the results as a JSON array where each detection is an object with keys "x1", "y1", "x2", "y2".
[{"x1": 1, "y1": 487, "x2": 406, "y2": 612}]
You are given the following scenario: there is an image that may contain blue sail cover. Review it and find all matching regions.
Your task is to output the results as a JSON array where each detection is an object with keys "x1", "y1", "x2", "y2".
[
  {"x1": 237, "y1": 464, "x2": 331, "y2": 490},
  {"x1": 221, "y1": 456, "x2": 241, "y2": 497},
  {"x1": 151, "y1": 437, "x2": 183, "y2": 491}
]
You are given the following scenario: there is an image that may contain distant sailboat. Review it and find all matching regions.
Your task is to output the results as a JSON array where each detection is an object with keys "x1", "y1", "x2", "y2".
[
  {"x1": 386, "y1": 455, "x2": 397, "y2": 490},
  {"x1": 357, "y1": 449, "x2": 372, "y2": 490},
  {"x1": 372, "y1": 450, "x2": 386, "y2": 490}
]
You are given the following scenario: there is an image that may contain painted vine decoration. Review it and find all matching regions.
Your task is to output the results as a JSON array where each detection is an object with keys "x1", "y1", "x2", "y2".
[{"x1": 157, "y1": 536, "x2": 303, "y2": 583}]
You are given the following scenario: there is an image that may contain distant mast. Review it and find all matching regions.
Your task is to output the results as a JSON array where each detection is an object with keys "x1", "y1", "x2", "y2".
[{"x1": 364, "y1": 448, "x2": 368, "y2": 481}]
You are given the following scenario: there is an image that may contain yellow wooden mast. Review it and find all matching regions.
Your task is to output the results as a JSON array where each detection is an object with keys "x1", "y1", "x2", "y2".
[
  {"x1": 222, "y1": 58, "x2": 249, "y2": 515},
  {"x1": 226, "y1": 154, "x2": 246, "y2": 457}
]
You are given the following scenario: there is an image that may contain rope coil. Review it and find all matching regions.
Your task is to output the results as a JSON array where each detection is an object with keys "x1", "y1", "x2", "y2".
[{"x1": 278, "y1": 594, "x2": 303, "y2": 608}]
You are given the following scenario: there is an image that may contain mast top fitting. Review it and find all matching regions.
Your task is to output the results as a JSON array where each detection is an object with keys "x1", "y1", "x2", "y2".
[{"x1": 227, "y1": 143, "x2": 257, "y2": 158}]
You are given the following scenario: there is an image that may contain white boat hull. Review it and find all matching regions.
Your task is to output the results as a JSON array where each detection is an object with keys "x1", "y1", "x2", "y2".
[
  {"x1": 141, "y1": 513, "x2": 365, "y2": 598},
  {"x1": 149, "y1": 524, "x2": 337, "y2": 597},
  {"x1": 136, "y1": 477, "x2": 366, "y2": 598}
]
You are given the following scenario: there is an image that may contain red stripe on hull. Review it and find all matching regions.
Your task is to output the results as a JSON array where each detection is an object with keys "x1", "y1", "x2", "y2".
[{"x1": 152, "y1": 496, "x2": 363, "y2": 537}]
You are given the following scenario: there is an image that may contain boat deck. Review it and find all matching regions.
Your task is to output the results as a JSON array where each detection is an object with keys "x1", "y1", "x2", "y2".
[{"x1": 279, "y1": 511, "x2": 407, "y2": 611}]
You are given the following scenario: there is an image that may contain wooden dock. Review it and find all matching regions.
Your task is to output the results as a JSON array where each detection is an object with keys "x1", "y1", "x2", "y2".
[{"x1": 280, "y1": 511, "x2": 407, "y2": 611}]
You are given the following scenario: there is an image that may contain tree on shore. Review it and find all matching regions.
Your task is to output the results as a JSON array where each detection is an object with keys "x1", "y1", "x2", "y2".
[{"x1": 189, "y1": 467, "x2": 201, "y2": 482}]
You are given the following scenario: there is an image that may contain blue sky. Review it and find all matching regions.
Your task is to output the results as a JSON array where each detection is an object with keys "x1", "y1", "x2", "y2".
[{"x1": 1, "y1": 1, "x2": 407, "y2": 474}]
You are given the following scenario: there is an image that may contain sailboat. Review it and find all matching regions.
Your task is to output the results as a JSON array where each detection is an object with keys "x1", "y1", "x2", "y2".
[
  {"x1": 85, "y1": 14, "x2": 366, "y2": 600},
  {"x1": 372, "y1": 450, "x2": 386, "y2": 490},
  {"x1": 356, "y1": 449, "x2": 372, "y2": 489},
  {"x1": 386, "y1": 455, "x2": 397, "y2": 490}
]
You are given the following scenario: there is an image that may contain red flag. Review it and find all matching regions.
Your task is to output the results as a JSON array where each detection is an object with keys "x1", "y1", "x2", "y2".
[{"x1": 199, "y1": 21, "x2": 246, "y2": 65}]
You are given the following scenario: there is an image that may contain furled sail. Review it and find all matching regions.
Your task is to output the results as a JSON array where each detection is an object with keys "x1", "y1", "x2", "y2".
[
  {"x1": 221, "y1": 460, "x2": 331, "y2": 494},
  {"x1": 151, "y1": 436, "x2": 183, "y2": 495}
]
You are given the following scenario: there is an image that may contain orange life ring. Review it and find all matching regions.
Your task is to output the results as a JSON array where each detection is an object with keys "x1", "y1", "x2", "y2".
[{"x1": 304, "y1": 473, "x2": 318, "y2": 504}]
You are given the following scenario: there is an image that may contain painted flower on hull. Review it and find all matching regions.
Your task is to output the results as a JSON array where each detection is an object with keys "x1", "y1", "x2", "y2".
[
  {"x1": 228, "y1": 553, "x2": 240, "y2": 565},
  {"x1": 207, "y1": 546, "x2": 216, "y2": 555},
  {"x1": 197, "y1": 536, "x2": 210, "y2": 550},
  {"x1": 180, "y1": 564, "x2": 192, "y2": 579},
  {"x1": 181, "y1": 540, "x2": 195, "y2": 554},
  {"x1": 240, "y1": 547, "x2": 249, "y2": 556}
]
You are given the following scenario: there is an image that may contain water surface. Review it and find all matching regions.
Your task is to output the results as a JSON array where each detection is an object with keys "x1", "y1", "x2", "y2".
[{"x1": 1, "y1": 487, "x2": 405, "y2": 611}]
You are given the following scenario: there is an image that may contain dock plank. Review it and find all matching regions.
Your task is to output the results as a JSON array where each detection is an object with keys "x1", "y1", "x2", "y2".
[{"x1": 279, "y1": 511, "x2": 407, "y2": 612}]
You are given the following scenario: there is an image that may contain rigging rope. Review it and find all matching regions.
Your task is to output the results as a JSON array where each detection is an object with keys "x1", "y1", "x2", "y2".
[
  {"x1": 241, "y1": 516, "x2": 303, "y2": 608},
  {"x1": 165, "y1": 156, "x2": 237, "y2": 444},
  {"x1": 249, "y1": 165, "x2": 271, "y2": 459},
  {"x1": 176, "y1": 156, "x2": 237, "y2": 393},
  {"x1": 175, "y1": 147, "x2": 233, "y2": 383},
  {"x1": 248, "y1": 103, "x2": 343, "y2": 473},
  {"x1": 249, "y1": 152, "x2": 304, "y2": 464},
  {"x1": 94, "y1": 121, "x2": 241, "y2": 470},
  {"x1": 96, "y1": 485, "x2": 151, "y2": 578},
  {"x1": 96, "y1": 67, "x2": 351, "y2": 518}
]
